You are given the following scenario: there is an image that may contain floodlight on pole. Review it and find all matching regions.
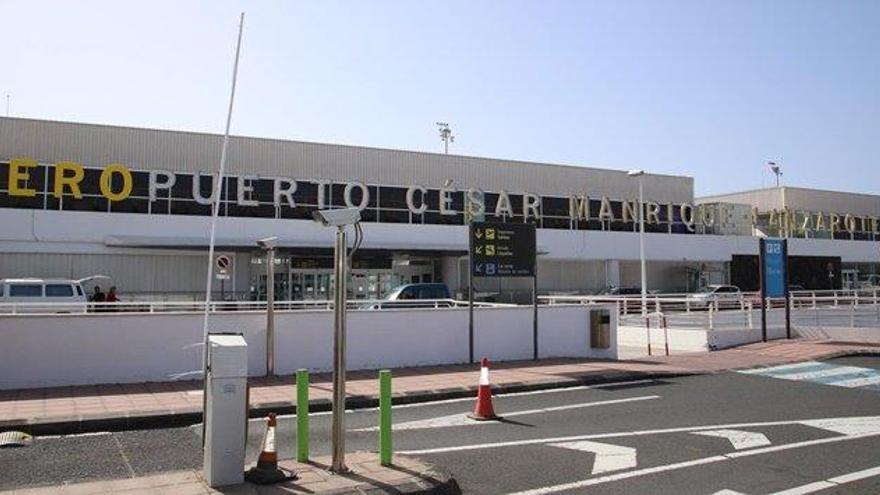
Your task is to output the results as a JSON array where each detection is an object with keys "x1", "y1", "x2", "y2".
[
  {"x1": 768, "y1": 161, "x2": 782, "y2": 187},
  {"x1": 257, "y1": 236, "x2": 278, "y2": 376},
  {"x1": 436, "y1": 122, "x2": 454, "y2": 154},
  {"x1": 312, "y1": 207, "x2": 363, "y2": 474},
  {"x1": 627, "y1": 169, "x2": 648, "y2": 316}
]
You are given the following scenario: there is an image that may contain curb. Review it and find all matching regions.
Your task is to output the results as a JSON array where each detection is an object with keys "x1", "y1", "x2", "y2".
[
  {"x1": 6, "y1": 370, "x2": 695, "y2": 436},
  {"x1": 8, "y1": 347, "x2": 880, "y2": 436}
]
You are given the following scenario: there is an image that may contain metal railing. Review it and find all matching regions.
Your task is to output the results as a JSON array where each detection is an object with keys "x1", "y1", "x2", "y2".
[
  {"x1": 543, "y1": 288, "x2": 880, "y2": 332},
  {"x1": 0, "y1": 298, "x2": 515, "y2": 315}
]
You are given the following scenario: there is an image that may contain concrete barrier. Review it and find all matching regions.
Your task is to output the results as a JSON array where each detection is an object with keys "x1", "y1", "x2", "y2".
[{"x1": 0, "y1": 304, "x2": 616, "y2": 390}]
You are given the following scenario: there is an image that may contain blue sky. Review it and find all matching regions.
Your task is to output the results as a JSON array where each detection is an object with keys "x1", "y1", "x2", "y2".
[{"x1": 2, "y1": 0, "x2": 878, "y2": 195}]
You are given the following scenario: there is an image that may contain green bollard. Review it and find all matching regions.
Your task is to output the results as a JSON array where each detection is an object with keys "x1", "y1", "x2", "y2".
[
  {"x1": 296, "y1": 368, "x2": 309, "y2": 462},
  {"x1": 379, "y1": 369, "x2": 392, "y2": 466}
]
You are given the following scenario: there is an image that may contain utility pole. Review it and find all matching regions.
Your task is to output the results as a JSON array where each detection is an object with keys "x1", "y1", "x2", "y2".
[
  {"x1": 436, "y1": 122, "x2": 454, "y2": 154},
  {"x1": 5, "y1": 94, "x2": 9, "y2": 117}
]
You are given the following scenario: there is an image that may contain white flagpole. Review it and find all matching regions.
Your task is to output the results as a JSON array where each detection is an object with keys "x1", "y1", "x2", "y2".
[{"x1": 202, "y1": 12, "x2": 245, "y2": 370}]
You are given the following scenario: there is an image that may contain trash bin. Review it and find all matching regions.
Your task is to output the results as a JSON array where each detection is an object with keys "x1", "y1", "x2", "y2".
[{"x1": 590, "y1": 309, "x2": 611, "y2": 349}]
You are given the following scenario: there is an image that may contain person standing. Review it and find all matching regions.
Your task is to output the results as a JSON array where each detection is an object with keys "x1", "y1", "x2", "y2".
[
  {"x1": 91, "y1": 286, "x2": 105, "y2": 302},
  {"x1": 106, "y1": 286, "x2": 120, "y2": 303}
]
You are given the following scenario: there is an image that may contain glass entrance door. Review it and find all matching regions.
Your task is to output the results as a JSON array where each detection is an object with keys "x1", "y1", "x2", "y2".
[{"x1": 290, "y1": 269, "x2": 333, "y2": 301}]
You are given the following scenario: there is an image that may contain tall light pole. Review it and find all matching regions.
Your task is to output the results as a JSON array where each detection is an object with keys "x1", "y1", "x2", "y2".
[
  {"x1": 436, "y1": 122, "x2": 454, "y2": 154},
  {"x1": 768, "y1": 161, "x2": 782, "y2": 187},
  {"x1": 628, "y1": 169, "x2": 648, "y2": 316},
  {"x1": 312, "y1": 207, "x2": 363, "y2": 474},
  {"x1": 257, "y1": 237, "x2": 278, "y2": 376}
]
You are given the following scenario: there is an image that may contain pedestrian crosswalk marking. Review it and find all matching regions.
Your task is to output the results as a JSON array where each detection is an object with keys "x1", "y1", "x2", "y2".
[{"x1": 738, "y1": 361, "x2": 880, "y2": 391}]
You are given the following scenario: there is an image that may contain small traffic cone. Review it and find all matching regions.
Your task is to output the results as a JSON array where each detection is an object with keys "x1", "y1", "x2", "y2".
[
  {"x1": 468, "y1": 357, "x2": 501, "y2": 421},
  {"x1": 245, "y1": 413, "x2": 295, "y2": 484}
]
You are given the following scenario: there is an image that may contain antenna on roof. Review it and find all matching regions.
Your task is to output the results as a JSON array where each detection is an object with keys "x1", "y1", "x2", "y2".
[
  {"x1": 768, "y1": 161, "x2": 782, "y2": 187},
  {"x1": 436, "y1": 122, "x2": 454, "y2": 154}
]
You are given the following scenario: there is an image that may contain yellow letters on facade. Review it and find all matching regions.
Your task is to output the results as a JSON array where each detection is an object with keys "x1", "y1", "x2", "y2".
[
  {"x1": 53, "y1": 162, "x2": 85, "y2": 199},
  {"x1": 99, "y1": 163, "x2": 133, "y2": 202},
  {"x1": 8, "y1": 158, "x2": 38, "y2": 197}
]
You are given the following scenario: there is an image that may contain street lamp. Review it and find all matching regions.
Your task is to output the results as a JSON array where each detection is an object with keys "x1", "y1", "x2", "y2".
[
  {"x1": 312, "y1": 207, "x2": 363, "y2": 474},
  {"x1": 627, "y1": 169, "x2": 648, "y2": 316},
  {"x1": 257, "y1": 236, "x2": 278, "y2": 376}
]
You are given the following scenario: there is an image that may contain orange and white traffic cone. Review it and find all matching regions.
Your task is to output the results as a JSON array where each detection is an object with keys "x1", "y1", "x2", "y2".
[
  {"x1": 468, "y1": 357, "x2": 501, "y2": 421},
  {"x1": 245, "y1": 413, "x2": 295, "y2": 484}
]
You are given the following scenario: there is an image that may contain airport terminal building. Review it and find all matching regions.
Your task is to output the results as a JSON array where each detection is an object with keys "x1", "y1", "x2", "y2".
[{"x1": 1, "y1": 117, "x2": 878, "y2": 301}]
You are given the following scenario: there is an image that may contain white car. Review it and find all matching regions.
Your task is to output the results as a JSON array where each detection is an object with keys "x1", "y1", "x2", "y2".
[
  {"x1": 688, "y1": 284, "x2": 743, "y2": 309},
  {"x1": 0, "y1": 277, "x2": 94, "y2": 313}
]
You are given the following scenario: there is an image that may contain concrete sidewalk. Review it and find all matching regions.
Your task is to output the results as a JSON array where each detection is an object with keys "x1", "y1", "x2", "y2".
[
  {"x1": 1, "y1": 339, "x2": 878, "y2": 434},
  {"x1": 8, "y1": 452, "x2": 461, "y2": 495}
]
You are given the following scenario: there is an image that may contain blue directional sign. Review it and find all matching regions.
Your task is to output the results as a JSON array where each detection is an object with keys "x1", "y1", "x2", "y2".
[
  {"x1": 762, "y1": 238, "x2": 787, "y2": 298},
  {"x1": 470, "y1": 222, "x2": 536, "y2": 277}
]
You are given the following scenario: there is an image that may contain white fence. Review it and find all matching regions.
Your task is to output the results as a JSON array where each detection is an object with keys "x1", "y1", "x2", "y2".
[
  {"x1": 545, "y1": 290, "x2": 880, "y2": 355},
  {"x1": 0, "y1": 298, "x2": 512, "y2": 315},
  {"x1": 0, "y1": 304, "x2": 617, "y2": 390}
]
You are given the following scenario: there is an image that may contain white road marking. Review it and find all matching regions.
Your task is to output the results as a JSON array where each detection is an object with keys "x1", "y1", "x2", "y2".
[
  {"x1": 771, "y1": 465, "x2": 880, "y2": 495},
  {"x1": 252, "y1": 378, "x2": 659, "y2": 424},
  {"x1": 398, "y1": 415, "x2": 880, "y2": 455},
  {"x1": 738, "y1": 361, "x2": 823, "y2": 374},
  {"x1": 761, "y1": 366, "x2": 867, "y2": 382},
  {"x1": 692, "y1": 429, "x2": 771, "y2": 450},
  {"x1": 354, "y1": 395, "x2": 659, "y2": 432},
  {"x1": 507, "y1": 430, "x2": 880, "y2": 495},
  {"x1": 549, "y1": 440, "x2": 637, "y2": 474},
  {"x1": 37, "y1": 431, "x2": 114, "y2": 440},
  {"x1": 712, "y1": 491, "x2": 747, "y2": 495},
  {"x1": 801, "y1": 416, "x2": 880, "y2": 436},
  {"x1": 827, "y1": 374, "x2": 880, "y2": 388},
  {"x1": 739, "y1": 361, "x2": 880, "y2": 390}
]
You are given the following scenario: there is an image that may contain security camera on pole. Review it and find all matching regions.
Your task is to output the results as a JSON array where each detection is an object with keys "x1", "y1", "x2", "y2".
[{"x1": 312, "y1": 207, "x2": 363, "y2": 473}]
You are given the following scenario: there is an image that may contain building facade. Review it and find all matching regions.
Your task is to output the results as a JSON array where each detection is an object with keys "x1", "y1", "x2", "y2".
[{"x1": 1, "y1": 117, "x2": 878, "y2": 301}]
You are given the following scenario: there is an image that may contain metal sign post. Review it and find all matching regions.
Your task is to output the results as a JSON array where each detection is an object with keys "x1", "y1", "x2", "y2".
[
  {"x1": 469, "y1": 222, "x2": 537, "y2": 361},
  {"x1": 783, "y1": 240, "x2": 791, "y2": 339},
  {"x1": 266, "y1": 247, "x2": 275, "y2": 376},
  {"x1": 468, "y1": 242, "x2": 475, "y2": 364},
  {"x1": 532, "y1": 261, "x2": 538, "y2": 361}
]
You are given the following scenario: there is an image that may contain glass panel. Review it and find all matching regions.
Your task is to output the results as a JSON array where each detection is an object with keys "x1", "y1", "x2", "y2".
[
  {"x1": 46, "y1": 284, "x2": 74, "y2": 297},
  {"x1": 10, "y1": 284, "x2": 42, "y2": 297}
]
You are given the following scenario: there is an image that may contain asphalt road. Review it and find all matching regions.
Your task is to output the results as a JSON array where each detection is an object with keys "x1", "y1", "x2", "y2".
[{"x1": 4, "y1": 356, "x2": 880, "y2": 494}]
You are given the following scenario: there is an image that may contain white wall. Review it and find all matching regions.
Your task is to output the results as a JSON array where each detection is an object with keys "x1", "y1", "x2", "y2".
[
  {"x1": 619, "y1": 323, "x2": 789, "y2": 355},
  {"x1": 0, "y1": 305, "x2": 616, "y2": 390}
]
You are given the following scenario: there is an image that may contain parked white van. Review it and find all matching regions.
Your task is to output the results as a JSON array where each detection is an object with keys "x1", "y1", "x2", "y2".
[{"x1": 0, "y1": 278, "x2": 90, "y2": 313}]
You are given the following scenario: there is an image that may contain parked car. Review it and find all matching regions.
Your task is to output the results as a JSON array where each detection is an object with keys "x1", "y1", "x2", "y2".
[
  {"x1": 687, "y1": 284, "x2": 743, "y2": 309},
  {"x1": 600, "y1": 286, "x2": 643, "y2": 296},
  {"x1": 857, "y1": 275, "x2": 880, "y2": 289},
  {"x1": 362, "y1": 283, "x2": 453, "y2": 310},
  {"x1": 0, "y1": 278, "x2": 89, "y2": 313}
]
